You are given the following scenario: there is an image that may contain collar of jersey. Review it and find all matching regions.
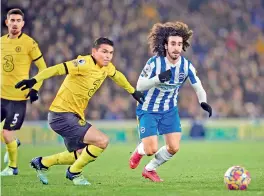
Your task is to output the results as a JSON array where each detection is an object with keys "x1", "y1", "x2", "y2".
[
  {"x1": 90, "y1": 55, "x2": 108, "y2": 69},
  {"x1": 7, "y1": 32, "x2": 23, "y2": 39},
  {"x1": 165, "y1": 56, "x2": 181, "y2": 67},
  {"x1": 91, "y1": 55, "x2": 97, "y2": 65}
]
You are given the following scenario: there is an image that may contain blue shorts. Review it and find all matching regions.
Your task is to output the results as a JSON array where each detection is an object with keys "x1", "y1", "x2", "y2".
[{"x1": 137, "y1": 107, "x2": 181, "y2": 139}]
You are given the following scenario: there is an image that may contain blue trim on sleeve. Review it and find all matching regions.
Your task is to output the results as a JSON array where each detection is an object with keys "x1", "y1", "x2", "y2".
[{"x1": 188, "y1": 61, "x2": 197, "y2": 84}]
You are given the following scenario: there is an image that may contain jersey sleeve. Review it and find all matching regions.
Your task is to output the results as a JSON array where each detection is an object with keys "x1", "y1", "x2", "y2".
[
  {"x1": 188, "y1": 62, "x2": 207, "y2": 103},
  {"x1": 29, "y1": 39, "x2": 43, "y2": 61},
  {"x1": 136, "y1": 59, "x2": 159, "y2": 91},
  {"x1": 65, "y1": 56, "x2": 89, "y2": 75},
  {"x1": 139, "y1": 59, "x2": 156, "y2": 79},
  {"x1": 188, "y1": 62, "x2": 201, "y2": 85}
]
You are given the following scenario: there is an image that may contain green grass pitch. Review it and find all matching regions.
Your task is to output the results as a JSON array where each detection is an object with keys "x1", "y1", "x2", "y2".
[{"x1": 1, "y1": 141, "x2": 264, "y2": 196}]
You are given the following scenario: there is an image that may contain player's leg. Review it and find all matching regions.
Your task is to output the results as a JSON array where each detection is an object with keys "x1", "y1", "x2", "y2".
[
  {"x1": 145, "y1": 132, "x2": 181, "y2": 170},
  {"x1": 1, "y1": 100, "x2": 22, "y2": 164},
  {"x1": 67, "y1": 125, "x2": 109, "y2": 185},
  {"x1": 30, "y1": 112, "x2": 108, "y2": 185},
  {"x1": 4, "y1": 138, "x2": 21, "y2": 164},
  {"x1": 144, "y1": 107, "x2": 181, "y2": 180},
  {"x1": 0, "y1": 100, "x2": 26, "y2": 176},
  {"x1": 1, "y1": 101, "x2": 19, "y2": 165},
  {"x1": 30, "y1": 150, "x2": 81, "y2": 185},
  {"x1": 30, "y1": 112, "x2": 85, "y2": 184},
  {"x1": 129, "y1": 113, "x2": 159, "y2": 169}
]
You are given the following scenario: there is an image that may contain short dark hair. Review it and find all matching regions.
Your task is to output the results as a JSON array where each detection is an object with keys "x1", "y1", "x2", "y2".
[
  {"x1": 7, "y1": 8, "x2": 24, "y2": 19},
  {"x1": 93, "y1": 37, "x2": 114, "y2": 48}
]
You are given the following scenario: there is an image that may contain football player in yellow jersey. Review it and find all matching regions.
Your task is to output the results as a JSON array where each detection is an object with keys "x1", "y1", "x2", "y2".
[
  {"x1": 0, "y1": 8, "x2": 47, "y2": 176},
  {"x1": 15, "y1": 37, "x2": 145, "y2": 185}
]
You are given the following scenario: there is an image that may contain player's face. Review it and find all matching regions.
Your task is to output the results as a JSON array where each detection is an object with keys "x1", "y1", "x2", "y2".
[
  {"x1": 5, "y1": 14, "x2": 24, "y2": 35},
  {"x1": 92, "y1": 44, "x2": 114, "y2": 67},
  {"x1": 165, "y1": 36, "x2": 183, "y2": 61}
]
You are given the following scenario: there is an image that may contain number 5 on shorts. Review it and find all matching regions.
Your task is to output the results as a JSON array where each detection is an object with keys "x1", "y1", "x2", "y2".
[{"x1": 11, "y1": 113, "x2": 19, "y2": 125}]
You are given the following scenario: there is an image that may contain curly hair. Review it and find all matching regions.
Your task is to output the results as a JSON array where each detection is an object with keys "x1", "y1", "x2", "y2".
[{"x1": 148, "y1": 21, "x2": 193, "y2": 56}]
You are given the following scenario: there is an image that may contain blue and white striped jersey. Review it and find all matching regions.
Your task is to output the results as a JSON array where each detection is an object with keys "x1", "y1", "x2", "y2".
[{"x1": 136, "y1": 55, "x2": 201, "y2": 113}]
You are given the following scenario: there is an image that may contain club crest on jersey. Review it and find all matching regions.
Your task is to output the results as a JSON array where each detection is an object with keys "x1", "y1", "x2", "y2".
[
  {"x1": 178, "y1": 73, "x2": 185, "y2": 82},
  {"x1": 15, "y1": 46, "x2": 21, "y2": 53}
]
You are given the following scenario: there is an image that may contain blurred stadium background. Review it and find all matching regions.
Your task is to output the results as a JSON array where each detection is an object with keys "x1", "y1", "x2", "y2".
[
  {"x1": 1, "y1": 0, "x2": 264, "y2": 143},
  {"x1": 1, "y1": 1, "x2": 264, "y2": 195}
]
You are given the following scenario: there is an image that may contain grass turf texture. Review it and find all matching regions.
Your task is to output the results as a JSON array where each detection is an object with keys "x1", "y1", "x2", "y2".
[{"x1": 1, "y1": 141, "x2": 264, "y2": 196}]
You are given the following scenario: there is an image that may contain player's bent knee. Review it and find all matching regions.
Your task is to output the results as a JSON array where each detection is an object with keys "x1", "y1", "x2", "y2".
[
  {"x1": 96, "y1": 135, "x2": 109, "y2": 149},
  {"x1": 83, "y1": 126, "x2": 109, "y2": 149},
  {"x1": 142, "y1": 136, "x2": 158, "y2": 156},
  {"x1": 167, "y1": 145, "x2": 180, "y2": 155},
  {"x1": 144, "y1": 146, "x2": 158, "y2": 156}
]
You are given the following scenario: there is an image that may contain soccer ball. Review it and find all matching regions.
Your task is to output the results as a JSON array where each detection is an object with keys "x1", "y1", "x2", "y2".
[{"x1": 224, "y1": 166, "x2": 251, "y2": 190}]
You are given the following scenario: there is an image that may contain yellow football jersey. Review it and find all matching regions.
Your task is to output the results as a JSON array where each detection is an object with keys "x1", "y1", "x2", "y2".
[
  {"x1": 33, "y1": 54, "x2": 135, "y2": 120},
  {"x1": 1, "y1": 33, "x2": 46, "y2": 100},
  {"x1": 49, "y1": 55, "x2": 117, "y2": 119}
]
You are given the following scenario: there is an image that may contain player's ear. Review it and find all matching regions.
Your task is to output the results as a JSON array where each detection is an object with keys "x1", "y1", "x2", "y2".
[
  {"x1": 92, "y1": 48, "x2": 97, "y2": 55},
  {"x1": 5, "y1": 19, "x2": 8, "y2": 27},
  {"x1": 165, "y1": 44, "x2": 168, "y2": 50},
  {"x1": 21, "y1": 20, "x2": 25, "y2": 28}
]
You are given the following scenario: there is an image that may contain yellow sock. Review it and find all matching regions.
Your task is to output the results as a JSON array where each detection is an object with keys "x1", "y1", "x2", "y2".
[
  {"x1": 41, "y1": 151, "x2": 80, "y2": 168},
  {"x1": 1, "y1": 133, "x2": 5, "y2": 143},
  {"x1": 6, "y1": 140, "x2": 18, "y2": 168},
  {"x1": 70, "y1": 145, "x2": 104, "y2": 173}
]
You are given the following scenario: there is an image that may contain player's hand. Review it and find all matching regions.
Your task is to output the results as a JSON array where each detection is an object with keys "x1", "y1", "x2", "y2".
[
  {"x1": 15, "y1": 78, "x2": 37, "y2": 91},
  {"x1": 158, "y1": 69, "x2": 172, "y2": 83},
  {"x1": 26, "y1": 89, "x2": 39, "y2": 103},
  {"x1": 200, "y1": 102, "x2": 212, "y2": 117},
  {"x1": 132, "y1": 91, "x2": 145, "y2": 104}
]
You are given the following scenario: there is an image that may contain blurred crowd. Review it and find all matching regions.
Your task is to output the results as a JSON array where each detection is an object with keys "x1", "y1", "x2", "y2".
[{"x1": 2, "y1": 0, "x2": 264, "y2": 120}]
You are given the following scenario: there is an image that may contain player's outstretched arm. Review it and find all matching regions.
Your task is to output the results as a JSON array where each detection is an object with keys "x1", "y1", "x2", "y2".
[
  {"x1": 191, "y1": 82, "x2": 212, "y2": 117},
  {"x1": 31, "y1": 56, "x2": 47, "y2": 91},
  {"x1": 25, "y1": 56, "x2": 47, "y2": 103},
  {"x1": 188, "y1": 64, "x2": 212, "y2": 117},
  {"x1": 110, "y1": 70, "x2": 145, "y2": 104},
  {"x1": 15, "y1": 63, "x2": 67, "y2": 91},
  {"x1": 137, "y1": 69, "x2": 172, "y2": 91}
]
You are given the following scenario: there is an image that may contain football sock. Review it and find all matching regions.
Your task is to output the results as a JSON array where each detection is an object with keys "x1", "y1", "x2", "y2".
[
  {"x1": 1, "y1": 133, "x2": 5, "y2": 143},
  {"x1": 145, "y1": 146, "x2": 173, "y2": 171},
  {"x1": 137, "y1": 142, "x2": 146, "y2": 155},
  {"x1": 6, "y1": 140, "x2": 18, "y2": 168},
  {"x1": 41, "y1": 151, "x2": 80, "y2": 168},
  {"x1": 70, "y1": 145, "x2": 103, "y2": 173}
]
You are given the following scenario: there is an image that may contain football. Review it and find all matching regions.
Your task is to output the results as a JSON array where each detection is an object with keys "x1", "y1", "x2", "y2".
[{"x1": 224, "y1": 166, "x2": 251, "y2": 190}]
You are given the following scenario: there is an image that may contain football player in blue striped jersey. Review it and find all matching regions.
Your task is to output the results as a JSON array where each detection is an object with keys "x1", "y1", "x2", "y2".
[{"x1": 129, "y1": 21, "x2": 212, "y2": 182}]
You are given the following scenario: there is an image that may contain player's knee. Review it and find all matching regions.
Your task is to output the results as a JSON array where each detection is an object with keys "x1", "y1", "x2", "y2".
[
  {"x1": 167, "y1": 145, "x2": 180, "y2": 155},
  {"x1": 2, "y1": 129, "x2": 14, "y2": 143},
  {"x1": 96, "y1": 135, "x2": 109, "y2": 149},
  {"x1": 145, "y1": 146, "x2": 158, "y2": 156}
]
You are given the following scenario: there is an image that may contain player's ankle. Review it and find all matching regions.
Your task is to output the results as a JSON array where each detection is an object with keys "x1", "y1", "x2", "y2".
[{"x1": 39, "y1": 157, "x2": 49, "y2": 169}]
